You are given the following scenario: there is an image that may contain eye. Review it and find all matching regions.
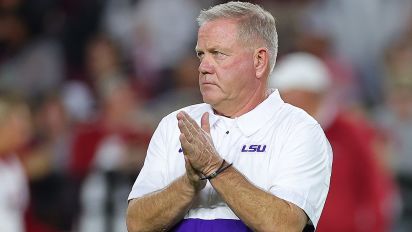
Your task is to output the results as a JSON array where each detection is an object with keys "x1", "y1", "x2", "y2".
[
  {"x1": 196, "y1": 51, "x2": 204, "y2": 59},
  {"x1": 212, "y1": 50, "x2": 226, "y2": 59}
]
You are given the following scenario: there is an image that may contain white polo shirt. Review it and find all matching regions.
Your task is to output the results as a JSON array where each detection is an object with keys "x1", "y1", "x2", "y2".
[{"x1": 129, "y1": 89, "x2": 332, "y2": 231}]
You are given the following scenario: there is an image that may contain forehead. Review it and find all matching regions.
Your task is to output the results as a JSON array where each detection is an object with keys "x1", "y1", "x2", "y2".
[{"x1": 197, "y1": 19, "x2": 240, "y2": 48}]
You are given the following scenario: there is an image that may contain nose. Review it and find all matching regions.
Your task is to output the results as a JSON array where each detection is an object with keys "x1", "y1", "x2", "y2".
[{"x1": 198, "y1": 55, "x2": 213, "y2": 75}]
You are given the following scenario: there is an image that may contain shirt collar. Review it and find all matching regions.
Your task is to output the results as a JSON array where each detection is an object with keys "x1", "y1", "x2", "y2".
[
  {"x1": 235, "y1": 89, "x2": 284, "y2": 136},
  {"x1": 190, "y1": 103, "x2": 220, "y2": 128},
  {"x1": 195, "y1": 89, "x2": 284, "y2": 137}
]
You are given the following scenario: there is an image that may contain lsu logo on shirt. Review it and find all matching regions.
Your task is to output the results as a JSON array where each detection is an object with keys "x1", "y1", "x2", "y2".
[
  {"x1": 241, "y1": 144, "x2": 266, "y2": 152},
  {"x1": 179, "y1": 145, "x2": 267, "y2": 153}
]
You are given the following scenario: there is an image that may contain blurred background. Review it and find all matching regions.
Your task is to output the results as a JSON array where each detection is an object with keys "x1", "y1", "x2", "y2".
[{"x1": 0, "y1": 0, "x2": 411, "y2": 231}]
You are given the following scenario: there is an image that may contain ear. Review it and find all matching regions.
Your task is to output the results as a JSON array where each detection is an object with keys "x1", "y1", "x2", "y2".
[{"x1": 253, "y1": 48, "x2": 269, "y2": 79}]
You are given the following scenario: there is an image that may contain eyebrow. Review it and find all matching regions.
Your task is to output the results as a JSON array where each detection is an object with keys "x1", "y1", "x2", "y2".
[{"x1": 195, "y1": 46, "x2": 222, "y2": 53}]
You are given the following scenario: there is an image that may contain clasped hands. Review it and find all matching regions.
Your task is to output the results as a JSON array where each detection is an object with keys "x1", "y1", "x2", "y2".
[{"x1": 177, "y1": 111, "x2": 223, "y2": 191}]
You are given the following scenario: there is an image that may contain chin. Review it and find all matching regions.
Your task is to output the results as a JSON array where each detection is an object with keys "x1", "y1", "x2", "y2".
[
  {"x1": 201, "y1": 94, "x2": 220, "y2": 106},
  {"x1": 202, "y1": 96, "x2": 214, "y2": 104},
  {"x1": 200, "y1": 87, "x2": 225, "y2": 105}
]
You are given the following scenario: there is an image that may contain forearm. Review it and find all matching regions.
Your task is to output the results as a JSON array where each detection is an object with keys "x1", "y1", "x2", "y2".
[
  {"x1": 126, "y1": 175, "x2": 197, "y2": 232},
  {"x1": 210, "y1": 166, "x2": 307, "y2": 232}
]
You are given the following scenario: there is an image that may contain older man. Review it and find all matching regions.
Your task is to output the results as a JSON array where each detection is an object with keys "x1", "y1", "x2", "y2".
[{"x1": 126, "y1": 2, "x2": 332, "y2": 231}]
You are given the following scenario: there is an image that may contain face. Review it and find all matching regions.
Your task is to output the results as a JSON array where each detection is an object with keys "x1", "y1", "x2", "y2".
[
  {"x1": 196, "y1": 19, "x2": 259, "y2": 114},
  {"x1": 0, "y1": 105, "x2": 31, "y2": 154},
  {"x1": 281, "y1": 89, "x2": 322, "y2": 117}
]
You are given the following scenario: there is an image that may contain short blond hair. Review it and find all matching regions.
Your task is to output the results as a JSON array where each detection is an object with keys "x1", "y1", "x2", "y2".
[{"x1": 197, "y1": 1, "x2": 278, "y2": 73}]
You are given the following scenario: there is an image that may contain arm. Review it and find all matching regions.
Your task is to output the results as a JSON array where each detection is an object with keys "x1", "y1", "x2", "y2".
[
  {"x1": 127, "y1": 116, "x2": 207, "y2": 232},
  {"x1": 210, "y1": 164, "x2": 307, "y2": 231},
  {"x1": 177, "y1": 111, "x2": 309, "y2": 231},
  {"x1": 126, "y1": 157, "x2": 206, "y2": 232}
]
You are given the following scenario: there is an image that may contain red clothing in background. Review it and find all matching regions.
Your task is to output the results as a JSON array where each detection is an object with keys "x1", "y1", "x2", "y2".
[
  {"x1": 317, "y1": 113, "x2": 395, "y2": 232},
  {"x1": 69, "y1": 119, "x2": 151, "y2": 179}
]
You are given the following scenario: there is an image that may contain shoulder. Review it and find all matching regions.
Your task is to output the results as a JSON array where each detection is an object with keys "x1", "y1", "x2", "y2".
[
  {"x1": 276, "y1": 103, "x2": 320, "y2": 132},
  {"x1": 275, "y1": 103, "x2": 330, "y2": 156}
]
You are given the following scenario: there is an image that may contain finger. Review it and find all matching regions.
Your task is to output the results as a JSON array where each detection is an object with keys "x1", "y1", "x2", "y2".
[
  {"x1": 181, "y1": 112, "x2": 212, "y2": 151},
  {"x1": 179, "y1": 133, "x2": 193, "y2": 153},
  {"x1": 178, "y1": 118, "x2": 194, "y2": 143},
  {"x1": 178, "y1": 111, "x2": 199, "y2": 138},
  {"x1": 176, "y1": 111, "x2": 185, "y2": 120},
  {"x1": 184, "y1": 156, "x2": 196, "y2": 174},
  {"x1": 181, "y1": 111, "x2": 201, "y2": 133},
  {"x1": 201, "y1": 112, "x2": 210, "y2": 134}
]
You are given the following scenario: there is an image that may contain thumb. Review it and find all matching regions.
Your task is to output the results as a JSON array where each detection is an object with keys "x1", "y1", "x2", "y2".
[
  {"x1": 184, "y1": 156, "x2": 195, "y2": 174},
  {"x1": 201, "y1": 112, "x2": 210, "y2": 134}
]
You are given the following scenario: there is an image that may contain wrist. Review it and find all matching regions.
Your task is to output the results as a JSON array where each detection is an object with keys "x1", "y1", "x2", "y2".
[
  {"x1": 200, "y1": 160, "x2": 233, "y2": 181},
  {"x1": 182, "y1": 173, "x2": 205, "y2": 194},
  {"x1": 203, "y1": 158, "x2": 224, "y2": 177},
  {"x1": 181, "y1": 175, "x2": 198, "y2": 194}
]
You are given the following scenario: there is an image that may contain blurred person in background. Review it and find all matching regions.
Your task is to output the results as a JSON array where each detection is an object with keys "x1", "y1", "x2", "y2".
[
  {"x1": 144, "y1": 53, "x2": 203, "y2": 128},
  {"x1": 303, "y1": 0, "x2": 412, "y2": 108},
  {"x1": 0, "y1": 1, "x2": 64, "y2": 98},
  {"x1": 294, "y1": 30, "x2": 359, "y2": 112},
  {"x1": 85, "y1": 35, "x2": 127, "y2": 96},
  {"x1": 84, "y1": 34, "x2": 153, "y2": 110},
  {"x1": 71, "y1": 34, "x2": 152, "y2": 182},
  {"x1": 95, "y1": 0, "x2": 204, "y2": 98},
  {"x1": 70, "y1": 77, "x2": 151, "y2": 232},
  {"x1": 0, "y1": 94, "x2": 31, "y2": 232},
  {"x1": 23, "y1": 92, "x2": 80, "y2": 232},
  {"x1": 130, "y1": 0, "x2": 201, "y2": 94},
  {"x1": 374, "y1": 26, "x2": 412, "y2": 231},
  {"x1": 271, "y1": 52, "x2": 397, "y2": 232}
]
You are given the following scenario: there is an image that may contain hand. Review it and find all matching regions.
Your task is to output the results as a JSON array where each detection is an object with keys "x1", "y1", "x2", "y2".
[
  {"x1": 184, "y1": 156, "x2": 206, "y2": 192},
  {"x1": 177, "y1": 111, "x2": 223, "y2": 176}
]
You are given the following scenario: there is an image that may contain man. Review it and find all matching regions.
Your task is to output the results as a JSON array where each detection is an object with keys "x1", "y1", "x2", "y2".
[
  {"x1": 0, "y1": 95, "x2": 31, "y2": 232},
  {"x1": 127, "y1": 2, "x2": 332, "y2": 231},
  {"x1": 271, "y1": 52, "x2": 396, "y2": 232}
]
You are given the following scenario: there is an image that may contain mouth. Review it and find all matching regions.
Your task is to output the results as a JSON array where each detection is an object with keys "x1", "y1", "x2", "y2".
[
  {"x1": 201, "y1": 82, "x2": 216, "y2": 86},
  {"x1": 200, "y1": 82, "x2": 219, "y2": 90},
  {"x1": 199, "y1": 75, "x2": 218, "y2": 88}
]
